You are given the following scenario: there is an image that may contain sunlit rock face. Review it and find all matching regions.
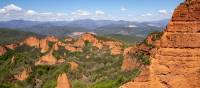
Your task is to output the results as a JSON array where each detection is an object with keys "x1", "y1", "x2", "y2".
[
  {"x1": 14, "y1": 67, "x2": 32, "y2": 81},
  {"x1": 52, "y1": 43, "x2": 59, "y2": 51},
  {"x1": 121, "y1": 0, "x2": 200, "y2": 88},
  {"x1": 121, "y1": 47, "x2": 139, "y2": 71},
  {"x1": 23, "y1": 36, "x2": 40, "y2": 48},
  {"x1": 67, "y1": 61, "x2": 79, "y2": 71},
  {"x1": 64, "y1": 44, "x2": 82, "y2": 52},
  {"x1": 74, "y1": 33, "x2": 103, "y2": 49},
  {"x1": 104, "y1": 41, "x2": 123, "y2": 55},
  {"x1": 35, "y1": 51, "x2": 57, "y2": 65},
  {"x1": 56, "y1": 73, "x2": 71, "y2": 88},
  {"x1": 39, "y1": 39, "x2": 49, "y2": 53},
  {"x1": 0, "y1": 46, "x2": 7, "y2": 56},
  {"x1": 23, "y1": 36, "x2": 51, "y2": 53}
]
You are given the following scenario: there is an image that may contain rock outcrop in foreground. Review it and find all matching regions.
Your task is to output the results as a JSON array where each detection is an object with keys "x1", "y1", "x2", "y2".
[
  {"x1": 121, "y1": 0, "x2": 200, "y2": 88},
  {"x1": 56, "y1": 73, "x2": 71, "y2": 88}
]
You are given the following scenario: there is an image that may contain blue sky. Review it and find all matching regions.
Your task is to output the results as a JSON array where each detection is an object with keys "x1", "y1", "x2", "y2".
[{"x1": 0, "y1": 0, "x2": 183, "y2": 21}]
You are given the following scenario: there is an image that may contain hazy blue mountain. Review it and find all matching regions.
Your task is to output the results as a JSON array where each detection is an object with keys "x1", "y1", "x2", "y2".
[
  {"x1": 0, "y1": 20, "x2": 42, "y2": 29},
  {"x1": 0, "y1": 19, "x2": 169, "y2": 37}
]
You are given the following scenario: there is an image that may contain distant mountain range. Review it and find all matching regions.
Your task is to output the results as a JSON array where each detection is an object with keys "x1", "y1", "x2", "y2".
[{"x1": 0, "y1": 19, "x2": 169, "y2": 37}]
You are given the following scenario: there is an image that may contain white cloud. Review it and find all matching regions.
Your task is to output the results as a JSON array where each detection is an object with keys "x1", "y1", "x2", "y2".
[
  {"x1": 158, "y1": 9, "x2": 168, "y2": 15},
  {"x1": 0, "y1": 9, "x2": 6, "y2": 14},
  {"x1": 3, "y1": 4, "x2": 22, "y2": 12},
  {"x1": 40, "y1": 12, "x2": 53, "y2": 15},
  {"x1": 71, "y1": 9, "x2": 90, "y2": 16},
  {"x1": 142, "y1": 13, "x2": 153, "y2": 16},
  {"x1": 26, "y1": 10, "x2": 37, "y2": 16},
  {"x1": 95, "y1": 10, "x2": 105, "y2": 15},
  {"x1": 120, "y1": 6, "x2": 128, "y2": 11},
  {"x1": 0, "y1": 4, "x2": 22, "y2": 15},
  {"x1": 56, "y1": 13, "x2": 65, "y2": 16},
  {"x1": 128, "y1": 24, "x2": 137, "y2": 28}
]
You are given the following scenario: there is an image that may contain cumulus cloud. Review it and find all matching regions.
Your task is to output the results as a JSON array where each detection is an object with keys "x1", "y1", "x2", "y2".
[
  {"x1": 120, "y1": 6, "x2": 128, "y2": 11},
  {"x1": 158, "y1": 9, "x2": 168, "y2": 15},
  {"x1": 0, "y1": 4, "x2": 172, "y2": 21},
  {"x1": 4, "y1": 4, "x2": 22, "y2": 11},
  {"x1": 0, "y1": 9, "x2": 6, "y2": 14},
  {"x1": 0, "y1": 4, "x2": 71, "y2": 21},
  {"x1": 71, "y1": 9, "x2": 90, "y2": 16},
  {"x1": 0, "y1": 4, "x2": 22, "y2": 14},
  {"x1": 26, "y1": 10, "x2": 37, "y2": 16},
  {"x1": 95, "y1": 10, "x2": 105, "y2": 15}
]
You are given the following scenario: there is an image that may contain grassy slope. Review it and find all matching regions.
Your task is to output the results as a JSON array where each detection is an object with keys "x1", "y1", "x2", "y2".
[{"x1": 104, "y1": 34, "x2": 144, "y2": 44}]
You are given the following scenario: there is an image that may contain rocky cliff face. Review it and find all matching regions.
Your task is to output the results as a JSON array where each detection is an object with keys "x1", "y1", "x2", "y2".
[
  {"x1": 39, "y1": 39, "x2": 49, "y2": 53},
  {"x1": 74, "y1": 33, "x2": 103, "y2": 49},
  {"x1": 23, "y1": 36, "x2": 40, "y2": 48},
  {"x1": 104, "y1": 41, "x2": 123, "y2": 55},
  {"x1": 56, "y1": 73, "x2": 71, "y2": 88},
  {"x1": 121, "y1": 46, "x2": 139, "y2": 71},
  {"x1": 121, "y1": 0, "x2": 200, "y2": 88},
  {"x1": 0, "y1": 46, "x2": 7, "y2": 56},
  {"x1": 23, "y1": 36, "x2": 52, "y2": 53}
]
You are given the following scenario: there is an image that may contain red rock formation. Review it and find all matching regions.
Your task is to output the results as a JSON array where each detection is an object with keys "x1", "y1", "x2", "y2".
[
  {"x1": 67, "y1": 62, "x2": 79, "y2": 71},
  {"x1": 104, "y1": 41, "x2": 123, "y2": 55},
  {"x1": 56, "y1": 73, "x2": 71, "y2": 88},
  {"x1": 65, "y1": 44, "x2": 82, "y2": 52},
  {"x1": 24, "y1": 37, "x2": 50, "y2": 53},
  {"x1": 35, "y1": 51, "x2": 57, "y2": 65},
  {"x1": 5, "y1": 44, "x2": 18, "y2": 50},
  {"x1": 121, "y1": 47, "x2": 139, "y2": 71},
  {"x1": 53, "y1": 43, "x2": 59, "y2": 51},
  {"x1": 24, "y1": 36, "x2": 40, "y2": 48},
  {"x1": 74, "y1": 33, "x2": 103, "y2": 49},
  {"x1": 121, "y1": 0, "x2": 200, "y2": 87},
  {"x1": 14, "y1": 67, "x2": 32, "y2": 81},
  {"x1": 39, "y1": 39, "x2": 49, "y2": 53},
  {"x1": 57, "y1": 41, "x2": 66, "y2": 46},
  {"x1": 120, "y1": 67, "x2": 150, "y2": 88},
  {"x1": 57, "y1": 59, "x2": 65, "y2": 64},
  {"x1": 0, "y1": 46, "x2": 7, "y2": 56},
  {"x1": 74, "y1": 39, "x2": 85, "y2": 47}
]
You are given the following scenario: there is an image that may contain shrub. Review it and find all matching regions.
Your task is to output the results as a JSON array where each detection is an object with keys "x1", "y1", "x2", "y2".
[
  {"x1": 72, "y1": 80, "x2": 88, "y2": 88},
  {"x1": 134, "y1": 52, "x2": 150, "y2": 65}
]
